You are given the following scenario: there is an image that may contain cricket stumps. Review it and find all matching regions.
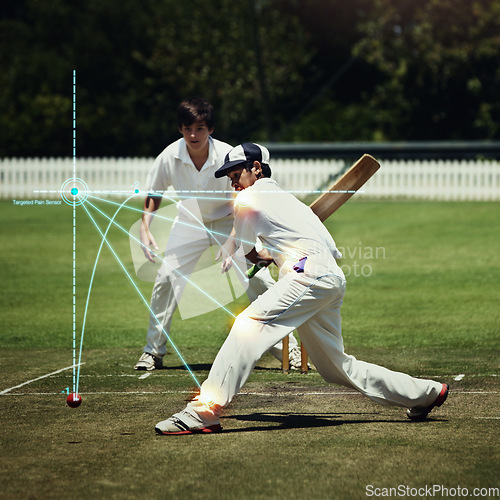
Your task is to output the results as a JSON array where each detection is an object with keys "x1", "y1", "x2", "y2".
[{"x1": 282, "y1": 336, "x2": 308, "y2": 374}]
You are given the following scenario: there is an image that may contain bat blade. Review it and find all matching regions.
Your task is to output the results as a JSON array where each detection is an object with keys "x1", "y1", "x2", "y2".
[{"x1": 309, "y1": 154, "x2": 380, "y2": 222}]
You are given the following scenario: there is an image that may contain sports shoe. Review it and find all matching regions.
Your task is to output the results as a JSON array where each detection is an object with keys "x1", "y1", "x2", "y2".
[
  {"x1": 288, "y1": 346, "x2": 311, "y2": 371},
  {"x1": 134, "y1": 352, "x2": 163, "y2": 371},
  {"x1": 155, "y1": 410, "x2": 222, "y2": 435},
  {"x1": 407, "y1": 383, "x2": 449, "y2": 420}
]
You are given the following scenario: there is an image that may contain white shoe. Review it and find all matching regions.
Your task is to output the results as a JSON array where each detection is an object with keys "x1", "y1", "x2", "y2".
[
  {"x1": 288, "y1": 346, "x2": 311, "y2": 371},
  {"x1": 134, "y1": 352, "x2": 163, "y2": 371},
  {"x1": 155, "y1": 410, "x2": 222, "y2": 435}
]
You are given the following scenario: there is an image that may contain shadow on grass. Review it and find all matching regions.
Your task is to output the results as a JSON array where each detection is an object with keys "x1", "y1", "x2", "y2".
[
  {"x1": 162, "y1": 363, "x2": 213, "y2": 371},
  {"x1": 219, "y1": 411, "x2": 422, "y2": 433},
  {"x1": 164, "y1": 363, "x2": 280, "y2": 372}
]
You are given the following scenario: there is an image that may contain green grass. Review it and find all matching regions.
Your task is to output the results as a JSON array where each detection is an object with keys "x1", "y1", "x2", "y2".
[{"x1": 0, "y1": 199, "x2": 499, "y2": 499}]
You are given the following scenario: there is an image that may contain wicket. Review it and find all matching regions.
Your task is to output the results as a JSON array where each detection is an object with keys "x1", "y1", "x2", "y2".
[{"x1": 282, "y1": 336, "x2": 308, "y2": 374}]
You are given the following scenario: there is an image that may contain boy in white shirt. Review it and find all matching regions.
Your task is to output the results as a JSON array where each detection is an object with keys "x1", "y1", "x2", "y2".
[
  {"x1": 155, "y1": 143, "x2": 449, "y2": 434},
  {"x1": 134, "y1": 100, "x2": 299, "y2": 371}
]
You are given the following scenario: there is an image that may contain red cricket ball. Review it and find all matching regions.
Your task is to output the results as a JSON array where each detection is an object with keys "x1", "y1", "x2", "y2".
[{"x1": 66, "y1": 393, "x2": 82, "y2": 408}]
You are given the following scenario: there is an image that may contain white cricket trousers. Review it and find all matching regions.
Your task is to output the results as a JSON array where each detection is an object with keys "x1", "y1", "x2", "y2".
[
  {"x1": 144, "y1": 215, "x2": 297, "y2": 359},
  {"x1": 187, "y1": 267, "x2": 443, "y2": 423}
]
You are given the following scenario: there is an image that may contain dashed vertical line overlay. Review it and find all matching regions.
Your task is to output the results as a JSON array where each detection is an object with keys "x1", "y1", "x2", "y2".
[{"x1": 72, "y1": 70, "x2": 77, "y2": 394}]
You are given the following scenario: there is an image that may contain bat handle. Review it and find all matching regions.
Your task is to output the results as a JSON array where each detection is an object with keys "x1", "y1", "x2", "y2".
[{"x1": 246, "y1": 261, "x2": 270, "y2": 279}]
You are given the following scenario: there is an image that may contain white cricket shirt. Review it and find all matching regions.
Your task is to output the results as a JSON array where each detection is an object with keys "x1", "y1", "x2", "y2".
[
  {"x1": 146, "y1": 137, "x2": 234, "y2": 222},
  {"x1": 234, "y1": 178, "x2": 342, "y2": 277}
]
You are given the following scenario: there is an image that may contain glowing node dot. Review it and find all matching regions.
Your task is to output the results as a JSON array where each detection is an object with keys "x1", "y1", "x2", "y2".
[
  {"x1": 61, "y1": 178, "x2": 88, "y2": 206},
  {"x1": 135, "y1": 189, "x2": 139, "y2": 194}
]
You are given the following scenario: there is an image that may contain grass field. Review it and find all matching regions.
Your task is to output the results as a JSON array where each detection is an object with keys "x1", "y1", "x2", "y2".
[{"x1": 0, "y1": 198, "x2": 499, "y2": 499}]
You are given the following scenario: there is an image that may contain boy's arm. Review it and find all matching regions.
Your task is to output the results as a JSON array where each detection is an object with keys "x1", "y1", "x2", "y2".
[
  {"x1": 245, "y1": 247, "x2": 273, "y2": 265},
  {"x1": 245, "y1": 247, "x2": 274, "y2": 266},
  {"x1": 215, "y1": 225, "x2": 238, "y2": 273},
  {"x1": 244, "y1": 247, "x2": 274, "y2": 279},
  {"x1": 140, "y1": 195, "x2": 162, "y2": 262}
]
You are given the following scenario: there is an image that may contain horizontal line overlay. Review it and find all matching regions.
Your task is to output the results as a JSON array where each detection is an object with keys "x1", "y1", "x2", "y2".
[
  {"x1": 33, "y1": 189, "x2": 363, "y2": 195},
  {"x1": 1, "y1": 366, "x2": 496, "y2": 396}
]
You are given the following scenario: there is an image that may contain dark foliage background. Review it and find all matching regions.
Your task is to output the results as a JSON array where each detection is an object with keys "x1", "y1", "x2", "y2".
[{"x1": 1, "y1": 0, "x2": 499, "y2": 157}]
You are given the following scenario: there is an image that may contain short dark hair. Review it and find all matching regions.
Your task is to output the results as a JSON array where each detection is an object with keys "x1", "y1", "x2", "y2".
[
  {"x1": 177, "y1": 97, "x2": 215, "y2": 129},
  {"x1": 241, "y1": 161, "x2": 272, "y2": 178}
]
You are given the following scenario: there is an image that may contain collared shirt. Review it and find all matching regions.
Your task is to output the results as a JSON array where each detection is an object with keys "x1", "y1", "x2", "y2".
[
  {"x1": 234, "y1": 178, "x2": 342, "y2": 277},
  {"x1": 146, "y1": 137, "x2": 234, "y2": 222}
]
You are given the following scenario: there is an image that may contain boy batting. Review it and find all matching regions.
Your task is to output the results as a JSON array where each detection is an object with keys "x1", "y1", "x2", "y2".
[
  {"x1": 155, "y1": 143, "x2": 448, "y2": 434},
  {"x1": 134, "y1": 100, "x2": 300, "y2": 372}
]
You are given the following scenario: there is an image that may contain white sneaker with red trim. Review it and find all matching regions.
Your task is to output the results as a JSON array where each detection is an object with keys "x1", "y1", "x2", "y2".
[{"x1": 155, "y1": 410, "x2": 222, "y2": 435}]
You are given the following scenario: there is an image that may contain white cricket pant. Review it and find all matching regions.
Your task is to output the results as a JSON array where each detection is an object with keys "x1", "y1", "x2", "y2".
[
  {"x1": 187, "y1": 267, "x2": 443, "y2": 423},
  {"x1": 144, "y1": 215, "x2": 297, "y2": 359}
]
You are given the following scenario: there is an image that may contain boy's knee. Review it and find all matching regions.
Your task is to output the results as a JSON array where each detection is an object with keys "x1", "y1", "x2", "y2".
[{"x1": 231, "y1": 313, "x2": 263, "y2": 341}]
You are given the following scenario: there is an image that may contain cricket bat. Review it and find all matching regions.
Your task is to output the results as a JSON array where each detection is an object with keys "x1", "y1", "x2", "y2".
[{"x1": 246, "y1": 153, "x2": 380, "y2": 278}]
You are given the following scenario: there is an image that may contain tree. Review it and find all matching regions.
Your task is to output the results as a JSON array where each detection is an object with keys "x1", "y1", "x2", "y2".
[
  {"x1": 0, "y1": 0, "x2": 315, "y2": 156},
  {"x1": 2, "y1": 0, "x2": 498, "y2": 157},
  {"x1": 0, "y1": 0, "x2": 157, "y2": 156},
  {"x1": 136, "y1": 0, "x2": 313, "y2": 144},
  {"x1": 352, "y1": 0, "x2": 500, "y2": 140},
  {"x1": 269, "y1": 0, "x2": 389, "y2": 141}
]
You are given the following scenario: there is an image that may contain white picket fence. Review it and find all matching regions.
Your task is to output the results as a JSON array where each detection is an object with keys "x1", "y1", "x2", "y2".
[
  {"x1": 361, "y1": 159, "x2": 500, "y2": 200},
  {"x1": 1, "y1": 157, "x2": 499, "y2": 200}
]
